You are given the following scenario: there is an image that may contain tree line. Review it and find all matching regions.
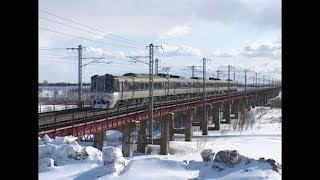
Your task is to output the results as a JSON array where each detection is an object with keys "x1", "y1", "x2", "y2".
[{"x1": 39, "y1": 80, "x2": 90, "y2": 86}]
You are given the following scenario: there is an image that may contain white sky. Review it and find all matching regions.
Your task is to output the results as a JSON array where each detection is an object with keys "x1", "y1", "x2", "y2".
[{"x1": 39, "y1": 0, "x2": 281, "y2": 83}]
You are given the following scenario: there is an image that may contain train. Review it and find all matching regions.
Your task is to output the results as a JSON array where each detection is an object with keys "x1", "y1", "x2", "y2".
[{"x1": 90, "y1": 73, "x2": 238, "y2": 109}]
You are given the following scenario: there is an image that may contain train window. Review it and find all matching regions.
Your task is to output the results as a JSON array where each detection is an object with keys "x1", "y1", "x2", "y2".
[
  {"x1": 97, "y1": 78, "x2": 105, "y2": 91},
  {"x1": 128, "y1": 82, "x2": 134, "y2": 90},
  {"x1": 101, "y1": 100, "x2": 106, "y2": 104},
  {"x1": 133, "y1": 83, "x2": 139, "y2": 90},
  {"x1": 169, "y1": 82, "x2": 174, "y2": 88},
  {"x1": 145, "y1": 83, "x2": 149, "y2": 89},
  {"x1": 97, "y1": 100, "x2": 101, "y2": 105},
  {"x1": 163, "y1": 82, "x2": 168, "y2": 88},
  {"x1": 93, "y1": 100, "x2": 96, "y2": 104},
  {"x1": 154, "y1": 83, "x2": 158, "y2": 89},
  {"x1": 158, "y1": 83, "x2": 162, "y2": 89},
  {"x1": 139, "y1": 83, "x2": 144, "y2": 90}
]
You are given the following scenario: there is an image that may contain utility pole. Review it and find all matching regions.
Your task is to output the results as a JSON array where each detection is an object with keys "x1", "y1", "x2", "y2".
[
  {"x1": 155, "y1": 58, "x2": 160, "y2": 75},
  {"x1": 233, "y1": 56, "x2": 236, "y2": 81},
  {"x1": 202, "y1": 58, "x2": 211, "y2": 135},
  {"x1": 255, "y1": 73, "x2": 258, "y2": 90},
  {"x1": 228, "y1": 65, "x2": 231, "y2": 95},
  {"x1": 217, "y1": 70, "x2": 220, "y2": 79},
  {"x1": 67, "y1": 45, "x2": 86, "y2": 108},
  {"x1": 244, "y1": 70, "x2": 247, "y2": 92},
  {"x1": 187, "y1": 65, "x2": 202, "y2": 77},
  {"x1": 252, "y1": 77, "x2": 255, "y2": 89},
  {"x1": 263, "y1": 75, "x2": 265, "y2": 89},
  {"x1": 227, "y1": 65, "x2": 231, "y2": 124},
  {"x1": 192, "y1": 65, "x2": 195, "y2": 77},
  {"x1": 146, "y1": 43, "x2": 162, "y2": 144}
]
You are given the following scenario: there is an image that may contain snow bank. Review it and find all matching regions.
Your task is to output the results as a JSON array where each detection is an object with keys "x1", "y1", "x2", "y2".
[
  {"x1": 103, "y1": 146, "x2": 124, "y2": 163},
  {"x1": 200, "y1": 149, "x2": 215, "y2": 163},
  {"x1": 39, "y1": 158, "x2": 56, "y2": 172},
  {"x1": 52, "y1": 136, "x2": 79, "y2": 146},
  {"x1": 81, "y1": 146, "x2": 103, "y2": 161},
  {"x1": 39, "y1": 143, "x2": 59, "y2": 159},
  {"x1": 39, "y1": 135, "x2": 103, "y2": 169},
  {"x1": 42, "y1": 134, "x2": 52, "y2": 144},
  {"x1": 101, "y1": 146, "x2": 127, "y2": 175},
  {"x1": 145, "y1": 145, "x2": 161, "y2": 155},
  {"x1": 53, "y1": 143, "x2": 83, "y2": 161},
  {"x1": 197, "y1": 149, "x2": 281, "y2": 180}
]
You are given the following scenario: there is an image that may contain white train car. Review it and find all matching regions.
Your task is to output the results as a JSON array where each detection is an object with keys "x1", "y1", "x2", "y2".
[{"x1": 90, "y1": 73, "x2": 237, "y2": 109}]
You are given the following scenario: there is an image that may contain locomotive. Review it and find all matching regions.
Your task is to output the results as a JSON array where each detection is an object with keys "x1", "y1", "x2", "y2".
[{"x1": 90, "y1": 73, "x2": 237, "y2": 109}]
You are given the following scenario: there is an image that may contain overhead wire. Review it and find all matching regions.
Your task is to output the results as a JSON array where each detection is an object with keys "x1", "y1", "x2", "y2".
[
  {"x1": 40, "y1": 10, "x2": 145, "y2": 46},
  {"x1": 39, "y1": 28, "x2": 145, "y2": 50}
]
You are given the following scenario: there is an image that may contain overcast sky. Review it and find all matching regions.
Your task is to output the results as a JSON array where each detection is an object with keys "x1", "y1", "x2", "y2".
[{"x1": 39, "y1": 0, "x2": 281, "y2": 83}]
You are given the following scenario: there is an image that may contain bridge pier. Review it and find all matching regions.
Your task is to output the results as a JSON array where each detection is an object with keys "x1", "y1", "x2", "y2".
[
  {"x1": 137, "y1": 121, "x2": 147, "y2": 153},
  {"x1": 263, "y1": 96, "x2": 267, "y2": 106},
  {"x1": 185, "y1": 107, "x2": 196, "y2": 141},
  {"x1": 201, "y1": 105, "x2": 209, "y2": 135},
  {"x1": 122, "y1": 122, "x2": 139, "y2": 157},
  {"x1": 244, "y1": 97, "x2": 250, "y2": 111},
  {"x1": 231, "y1": 101, "x2": 239, "y2": 120},
  {"x1": 212, "y1": 104, "x2": 221, "y2": 130},
  {"x1": 93, "y1": 131, "x2": 106, "y2": 151},
  {"x1": 168, "y1": 114, "x2": 175, "y2": 141},
  {"x1": 159, "y1": 113, "x2": 172, "y2": 155},
  {"x1": 251, "y1": 95, "x2": 256, "y2": 108},
  {"x1": 223, "y1": 103, "x2": 231, "y2": 124}
]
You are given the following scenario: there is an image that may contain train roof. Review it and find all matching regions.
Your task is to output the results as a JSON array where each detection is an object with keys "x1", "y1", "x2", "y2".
[{"x1": 92, "y1": 73, "x2": 237, "y2": 84}]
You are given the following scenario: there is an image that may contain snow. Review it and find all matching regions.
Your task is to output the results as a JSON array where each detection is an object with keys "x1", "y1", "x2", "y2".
[
  {"x1": 200, "y1": 149, "x2": 215, "y2": 162},
  {"x1": 38, "y1": 105, "x2": 78, "y2": 113},
  {"x1": 39, "y1": 103, "x2": 281, "y2": 179},
  {"x1": 39, "y1": 158, "x2": 56, "y2": 172}
]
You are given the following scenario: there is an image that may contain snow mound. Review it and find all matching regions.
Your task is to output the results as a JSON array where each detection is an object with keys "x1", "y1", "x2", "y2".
[
  {"x1": 200, "y1": 149, "x2": 215, "y2": 163},
  {"x1": 42, "y1": 134, "x2": 52, "y2": 144},
  {"x1": 146, "y1": 145, "x2": 160, "y2": 155},
  {"x1": 39, "y1": 134, "x2": 104, "y2": 170},
  {"x1": 197, "y1": 149, "x2": 282, "y2": 180},
  {"x1": 102, "y1": 146, "x2": 124, "y2": 164},
  {"x1": 53, "y1": 144, "x2": 83, "y2": 161},
  {"x1": 52, "y1": 136, "x2": 79, "y2": 146},
  {"x1": 102, "y1": 146, "x2": 127, "y2": 174},
  {"x1": 81, "y1": 146, "x2": 103, "y2": 162},
  {"x1": 214, "y1": 150, "x2": 241, "y2": 167},
  {"x1": 68, "y1": 147, "x2": 128, "y2": 179},
  {"x1": 39, "y1": 143, "x2": 59, "y2": 159},
  {"x1": 39, "y1": 158, "x2": 56, "y2": 172}
]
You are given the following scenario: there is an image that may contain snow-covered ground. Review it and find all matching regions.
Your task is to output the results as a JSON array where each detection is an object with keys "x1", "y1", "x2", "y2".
[
  {"x1": 39, "y1": 86, "x2": 90, "y2": 98},
  {"x1": 39, "y1": 105, "x2": 78, "y2": 113},
  {"x1": 39, "y1": 97, "x2": 281, "y2": 179}
]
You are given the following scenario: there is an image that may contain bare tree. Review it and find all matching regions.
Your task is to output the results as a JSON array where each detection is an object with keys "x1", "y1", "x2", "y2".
[{"x1": 53, "y1": 90, "x2": 59, "y2": 99}]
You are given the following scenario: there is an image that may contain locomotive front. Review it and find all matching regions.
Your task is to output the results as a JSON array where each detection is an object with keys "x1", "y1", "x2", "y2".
[{"x1": 90, "y1": 74, "x2": 119, "y2": 109}]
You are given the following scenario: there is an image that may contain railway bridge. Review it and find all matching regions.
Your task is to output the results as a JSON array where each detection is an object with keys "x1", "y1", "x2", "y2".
[{"x1": 38, "y1": 87, "x2": 280, "y2": 157}]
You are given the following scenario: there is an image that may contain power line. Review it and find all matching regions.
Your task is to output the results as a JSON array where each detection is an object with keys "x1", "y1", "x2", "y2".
[
  {"x1": 39, "y1": 48, "x2": 69, "y2": 51},
  {"x1": 40, "y1": 9, "x2": 145, "y2": 46},
  {"x1": 40, "y1": 16, "x2": 143, "y2": 48},
  {"x1": 39, "y1": 28, "x2": 145, "y2": 49}
]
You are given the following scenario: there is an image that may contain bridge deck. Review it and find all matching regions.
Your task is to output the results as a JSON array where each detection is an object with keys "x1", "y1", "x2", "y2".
[{"x1": 38, "y1": 88, "x2": 280, "y2": 138}]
